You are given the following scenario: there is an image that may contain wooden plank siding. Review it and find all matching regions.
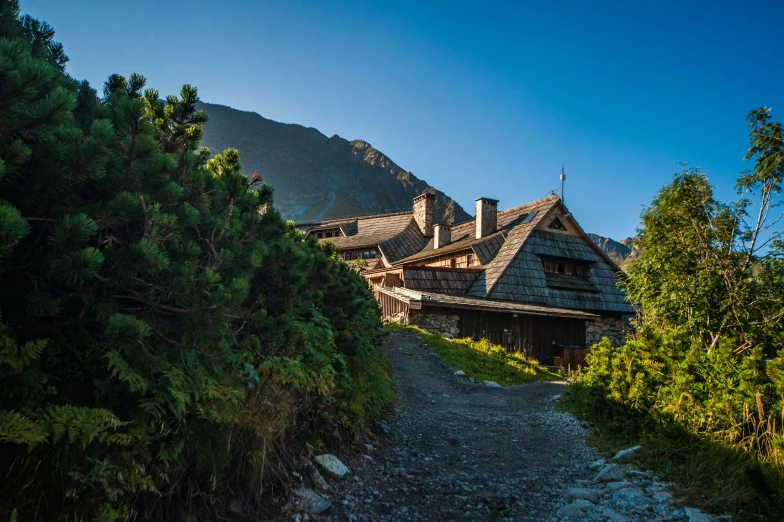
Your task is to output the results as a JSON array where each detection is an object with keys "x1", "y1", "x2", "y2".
[
  {"x1": 376, "y1": 288, "x2": 410, "y2": 321},
  {"x1": 428, "y1": 306, "x2": 586, "y2": 365}
]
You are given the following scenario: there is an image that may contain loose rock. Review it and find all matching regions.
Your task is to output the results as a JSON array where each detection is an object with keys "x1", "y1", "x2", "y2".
[
  {"x1": 314, "y1": 455, "x2": 350, "y2": 480},
  {"x1": 482, "y1": 380, "x2": 503, "y2": 388},
  {"x1": 595, "y1": 463, "x2": 626, "y2": 482},
  {"x1": 612, "y1": 445, "x2": 643, "y2": 463},
  {"x1": 556, "y1": 502, "x2": 585, "y2": 519},
  {"x1": 685, "y1": 507, "x2": 713, "y2": 522},
  {"x1": 566, "y1": 487, "x2": 602, "y2": 503},
  {"x1": 292, "y1": 488, "x2": 331, "y2": 514},
  {"x1": 607, "y1": 480, "x2": 635, "y2": 491}
]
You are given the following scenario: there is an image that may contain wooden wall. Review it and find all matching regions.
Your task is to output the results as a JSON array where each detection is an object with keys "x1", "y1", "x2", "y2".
[
  {"x1": 412, "y1": 249, "x2": 479, "y2": 269},
  {"x1": 376, "y1": 289, "x2": 409, "y2": 321},
  {"x1": 430, "y1": 306, "x2": 586, "y2": 365}
]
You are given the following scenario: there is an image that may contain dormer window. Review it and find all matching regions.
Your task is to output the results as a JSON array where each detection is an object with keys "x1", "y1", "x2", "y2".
[
  {"x1": 311, "y1": 227, "x2": 341, "y2": 240},
  {"x1": 539, "y1": 255, "x2": 598, "y2": 292},
  {"x1": 540, "y1": 256, "x2": 591, "y2": 278}
]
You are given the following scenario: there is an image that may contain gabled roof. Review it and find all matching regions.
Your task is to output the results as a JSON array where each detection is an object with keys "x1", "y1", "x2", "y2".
[
  {"x1": 378, "y1": 219, "x2": 430, "y2": 263},
  {"x1": 296, "y1": 209, "x2": 414, "y2": 230},
  {"x1": 296, "y1": 192, "x2": 633, "y2": 315},
  {"x1": 393, "y1": 195, "x2": 558, "y2": 265},
  {"x1": 299, "y1": 212, "x2": 419, "y2": 256},
  {"x1": 465, "y1": 195, "x2": 560, "y2": 295}
]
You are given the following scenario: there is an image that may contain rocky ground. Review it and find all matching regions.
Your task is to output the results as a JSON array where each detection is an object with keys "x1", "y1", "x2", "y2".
[{"x1": 285, "y1": 329, "x2": 730, "y2": 521}]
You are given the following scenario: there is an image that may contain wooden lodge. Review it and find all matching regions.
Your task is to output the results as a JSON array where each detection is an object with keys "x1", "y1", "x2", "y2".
[{"x1": 296, "y1": 193, "x2": 634, "y2": 367}]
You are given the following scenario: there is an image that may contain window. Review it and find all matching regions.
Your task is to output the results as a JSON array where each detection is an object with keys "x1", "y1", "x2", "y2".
[
  {"x1": 541, "y1": 256, "x2": 591, "y2": 278},
  {"x1": 325, "y1": 232, "x2": 332, "y2": 238}
]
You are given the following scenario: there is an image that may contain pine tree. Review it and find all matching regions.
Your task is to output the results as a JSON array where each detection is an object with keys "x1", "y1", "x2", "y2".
[{"x1": 0, "y1": 4, "x2": 389, "y2": 519}]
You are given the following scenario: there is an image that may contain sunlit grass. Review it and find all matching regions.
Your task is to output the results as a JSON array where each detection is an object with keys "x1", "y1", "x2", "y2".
[{"x1": 385, "y1": 322, "x2": 560, "y2": 385}]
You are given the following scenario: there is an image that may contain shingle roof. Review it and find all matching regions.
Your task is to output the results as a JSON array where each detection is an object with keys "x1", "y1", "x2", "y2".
[
  {"x1": 376, "y1": 286, "x2": 601, "y2": 319},
  {"x1": 467, "y1": 196, "x2": 560, "y2": 296},
  {"x1": 379, "y1": 219, "x2": 430, "y2": 263},
  {"x1": 296, "y1": 210, "x2": 414, "y2": 229},
  {"x1": 311, "y1": 212, "x2": 418, "y2": 253},
  {"x1": 296, "y1": 192, "x2": 633, "y2": 315},
  {"x1": 485, "y1": 230, "x2": 634, "y2": 313},
  {"x1": 392, "y1": 195, "x2": 557, "y2": 265}
]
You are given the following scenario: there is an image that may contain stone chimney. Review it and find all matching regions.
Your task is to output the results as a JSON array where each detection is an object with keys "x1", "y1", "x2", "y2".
[
  {"x1": 413, "y1": 193, "x2": 435, "y2": 237},
  {"x1": 434, "y1": 223, "x2": 452, "y2": 249},
  {"x1": 475, "y1": 197, "x2": 498, "y2": 238}
]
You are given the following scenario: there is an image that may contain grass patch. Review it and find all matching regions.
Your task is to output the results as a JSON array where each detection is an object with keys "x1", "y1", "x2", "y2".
[{"x1": 385, "y1": 323, "x2": 560, "y2": 385}]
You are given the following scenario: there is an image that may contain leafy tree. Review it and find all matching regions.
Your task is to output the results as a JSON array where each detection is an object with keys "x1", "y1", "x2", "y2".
[
  {"x1": 625, "y1": 109, "x2": 784, "y2": 352},
  {"x1": 0, "y1": 3, "x2": 389, "y2": 519},
  {"x1": 564, "y1": 110, "x2": 784, "y2": 518}
]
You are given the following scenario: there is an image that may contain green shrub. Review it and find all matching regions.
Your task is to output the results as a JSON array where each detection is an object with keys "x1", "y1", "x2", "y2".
[
  {"x1": 0, "y1": 3, "x2": 390, "y2": 519},
  {"x1": 561, "y1": 330, "x2": 784, "y2": 519}
]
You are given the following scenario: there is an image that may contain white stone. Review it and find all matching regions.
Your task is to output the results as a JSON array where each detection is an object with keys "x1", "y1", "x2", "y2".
[
  {"x1": 292, "y1": 488, "x2": 331, "y2": 514},
  {"x1": 566, "y1": 487, "x2": 602, "y2": 503},
  {"x1": 454, "y1": 370, "x2": 466, "y2": 376},
  {"x1": 685, "y1": 507, "x2": 712, "y2": 522},
  {"x1": 314, "y1": 454, "x2": 350, "y2": 480},
  {"x1": 556, "y1": 503, "x2": 584, "y2": 520},
  {"x1": 652, "y1": 491, "x2": 673, "y2": 504},
  {"x1": 602, "y1": 507, "x2": 629, "y2": 522},
  {"x1": 594, "y1": 464, "x2": 625, "y2": 482},
  {"x1": 589, "y1": 458, "x2": 606, "y2": 469},
  {"x1": 607, "y1": 481, "x2": 634, "y2": 491},
  {"x1": 614, "y1": 486, "x2": 649, "y2": 505},
  {"x1": 572, "y1": 498, "x2": 596, "y2": 509},
  {"x1": 483, "y1": 380, "x2": 503, "y2": 388},
  {"x1": 612, "y1": 445, "x2": 643, "y2": 463},
  {"x1": 308, "y1": 462, "x2": 331, "y2": 492}
]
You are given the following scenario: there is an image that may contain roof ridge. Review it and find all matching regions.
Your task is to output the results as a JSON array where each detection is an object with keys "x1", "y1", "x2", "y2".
[
  {"x1": 449, "y1": 194, "x2": 560, "y2": 230},
  {"x1": 296, "y1": 209, "x2": 414, "y2": 227}
]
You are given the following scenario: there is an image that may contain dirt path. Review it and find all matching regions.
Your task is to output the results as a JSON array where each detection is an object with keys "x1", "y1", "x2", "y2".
[
  {"x1": 318, "y1": 329, "x2": 599, "y2": 521},
  {"x1": 305, "y1": 330, "x2": 718, "y2": 522}
]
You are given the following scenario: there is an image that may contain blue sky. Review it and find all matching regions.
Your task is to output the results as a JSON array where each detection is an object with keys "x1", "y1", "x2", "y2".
[{"x1": 22, "y1": 0, "x2": 783, "y2": 239}]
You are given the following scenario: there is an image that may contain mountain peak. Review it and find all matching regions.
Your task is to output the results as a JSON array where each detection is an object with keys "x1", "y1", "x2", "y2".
[{"x1": 198, "y1": 102, "x2": 470, "y2": 223}]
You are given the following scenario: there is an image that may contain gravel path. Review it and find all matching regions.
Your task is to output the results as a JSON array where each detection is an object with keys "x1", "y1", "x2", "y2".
[{"x1": 293, "y1": 330, "x2": 727, "y2": 522}]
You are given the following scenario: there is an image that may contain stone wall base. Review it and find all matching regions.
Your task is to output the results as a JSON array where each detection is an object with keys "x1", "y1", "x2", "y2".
[
  {"x1": 586, "y1": 317, "x2": 625, "y2": 347},
  {"x1": 407, "y1": 310, "x2": 460, "y2": 336}
]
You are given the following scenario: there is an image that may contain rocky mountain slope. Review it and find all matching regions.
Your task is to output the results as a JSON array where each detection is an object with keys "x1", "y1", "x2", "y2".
[
  {"x1": 587, "y1": 234, "x2": 638, "y2": 267},
  {"x1": 198, "y1": 102, "x2": 471, "y2": 223}
]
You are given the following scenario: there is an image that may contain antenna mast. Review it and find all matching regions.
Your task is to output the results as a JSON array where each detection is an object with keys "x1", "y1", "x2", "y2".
[{"x1": 560, "y1": 165, "x2": 566, "y2": 204}]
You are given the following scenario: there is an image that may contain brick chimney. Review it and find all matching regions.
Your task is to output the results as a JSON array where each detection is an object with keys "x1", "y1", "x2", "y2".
[
  {"x1": 434, "y1": 223, "x2": 452, "y2": 249},
  {"x1": 475, "y1": 197, "x2": 498, "y2": 238},
  {"x1": 413, "y1": 193, "x2": 435, "y2": 236}
]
